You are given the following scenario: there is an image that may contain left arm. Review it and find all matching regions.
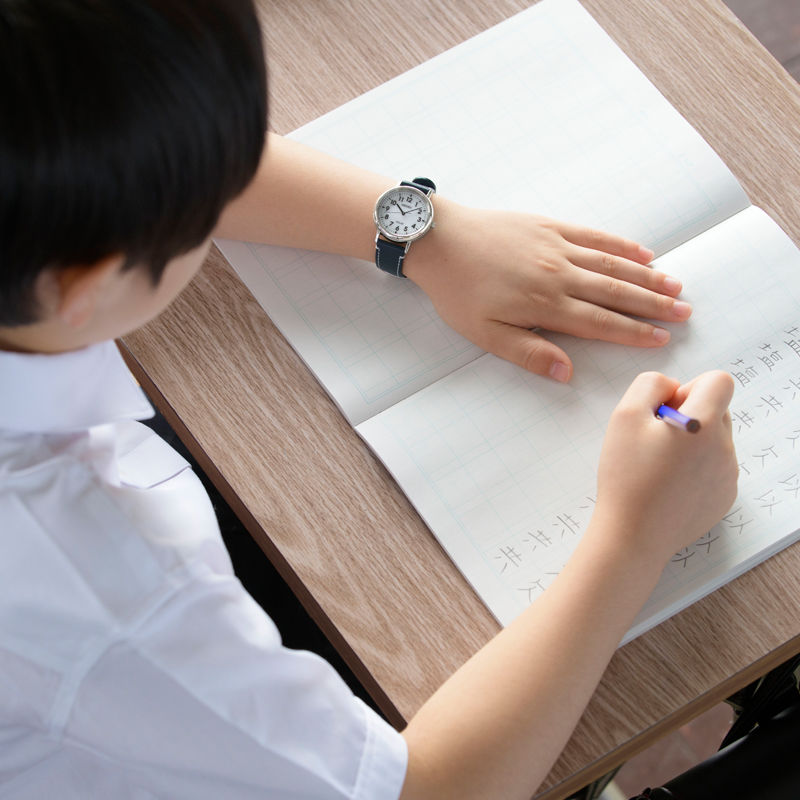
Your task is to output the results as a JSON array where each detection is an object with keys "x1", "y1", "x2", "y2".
[{"x1": 215, "y1": 134, "x2": 692, "y2": 381}]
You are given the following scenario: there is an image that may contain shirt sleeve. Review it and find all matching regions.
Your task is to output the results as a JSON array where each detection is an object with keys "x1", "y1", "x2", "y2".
[{"x1": 63, "y1": 567, "x2": 409, "y2": 800}]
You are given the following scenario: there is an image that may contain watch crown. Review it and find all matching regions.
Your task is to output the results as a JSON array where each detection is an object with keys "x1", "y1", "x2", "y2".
[{"x1": 431, "y1": 222, "x2": 436, "y2": 229}]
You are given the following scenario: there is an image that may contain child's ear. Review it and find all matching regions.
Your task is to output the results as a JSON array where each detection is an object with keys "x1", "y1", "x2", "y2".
[{"x1": 52, "y1": 254, "x2": 125, "y2": 329}]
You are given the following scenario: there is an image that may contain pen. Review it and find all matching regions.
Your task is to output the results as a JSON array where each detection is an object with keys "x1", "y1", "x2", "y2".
[{"x1": 656, "y1": 404, "x2": 701, "y2": 433}]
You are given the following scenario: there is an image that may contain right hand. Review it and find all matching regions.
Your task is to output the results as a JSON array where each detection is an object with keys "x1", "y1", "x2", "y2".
[{"x1": 594, "y1": 370, "x2": 738, "y2": 565}]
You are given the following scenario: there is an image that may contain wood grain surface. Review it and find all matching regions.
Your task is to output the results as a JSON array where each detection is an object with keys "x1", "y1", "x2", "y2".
[{"x1": 122, "y1": 1, "x2": 800, "y2": 797}]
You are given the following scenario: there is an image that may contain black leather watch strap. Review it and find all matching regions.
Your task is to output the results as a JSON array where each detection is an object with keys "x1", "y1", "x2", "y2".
[
  {"x1": 400, "y1": 177, "x2": 436, "y2": 194},
  {"x1": 375, "y1": 237, "x2": 408, "y2": 278}
]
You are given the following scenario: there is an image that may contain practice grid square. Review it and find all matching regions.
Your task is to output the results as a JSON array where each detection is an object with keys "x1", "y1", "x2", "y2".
[
  {"x1": 243, "y1": 0, "x2": 748, "y2": 414},
  {"x1": 360, "y1": 208, "x2": 800, "y2": 627}
]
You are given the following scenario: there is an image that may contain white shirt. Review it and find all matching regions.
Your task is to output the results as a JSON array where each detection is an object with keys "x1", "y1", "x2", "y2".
[{"x1": 0, "y1": 341, "x2": 407, "y2": 800}]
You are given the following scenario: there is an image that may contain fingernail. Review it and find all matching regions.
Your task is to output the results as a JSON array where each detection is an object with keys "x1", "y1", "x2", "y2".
[
  {"x1": 673, "y1": 301, "x2": 692, "y2": 318},
  {"x1": 664, "y1": 277, "x2": 681, "y2": 293},
  {"x1": 549, "y1": 361, "x2": 570, "y2": 382},
  {"x1": 653, "y1": 327, "x2": 670, "y2": 343},
  {"x1": 639, "y1": 246, "x2": 655, "y2": 262}
]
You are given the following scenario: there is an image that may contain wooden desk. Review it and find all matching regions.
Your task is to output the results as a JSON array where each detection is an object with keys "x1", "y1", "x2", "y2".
[{"x1": 121, "y1": 1, "x2": 800, "y2": 797}]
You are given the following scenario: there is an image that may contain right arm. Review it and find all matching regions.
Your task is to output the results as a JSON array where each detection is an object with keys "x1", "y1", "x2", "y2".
[{"x1": 399, "y1": 370, "x2": 738, "y2": 800}]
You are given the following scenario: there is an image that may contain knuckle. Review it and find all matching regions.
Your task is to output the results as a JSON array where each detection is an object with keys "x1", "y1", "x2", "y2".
[
  {"x1": 537, "y1": 257, "x2": 561, "y2": 276},
  {"x1": 586, "y1": 227, "x2": 605, "y2": 248},
  {"x1": 593, "y1": 308, "x2": 614, "y2": 334},
  {"x1": 654, "y1": 292, "x2": 672, "y2": 314},
  {"x1": 520, "y1": 340, "x2": 549, "y2": 374},
  {"x1": 601, "y1": 253, "x2": 619, "y2": 277},
  {"x1": 606, "y1": 277, "x2": 626, "y2": 302}
]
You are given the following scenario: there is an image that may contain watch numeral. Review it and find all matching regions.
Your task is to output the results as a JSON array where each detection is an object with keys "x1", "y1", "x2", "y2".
[
  {"x1": 404, "y1": 226, "x2": 408, "y2": 232},
  {"x1": 384, "y1": 215, "x2": 389, "y2": 219}
]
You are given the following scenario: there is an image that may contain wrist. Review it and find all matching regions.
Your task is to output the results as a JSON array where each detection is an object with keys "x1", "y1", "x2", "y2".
[
  {"x1": 577, "y1": 509, "x2": 670, "y2": 585},
  {"x1": 399, "y1": 195, "x2": 463, "y2": 287}
]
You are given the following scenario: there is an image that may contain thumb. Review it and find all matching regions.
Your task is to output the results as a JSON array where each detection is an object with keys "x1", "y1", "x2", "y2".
[{"x1": 482, "y1": 321, "x2": 573, "y2": 382}]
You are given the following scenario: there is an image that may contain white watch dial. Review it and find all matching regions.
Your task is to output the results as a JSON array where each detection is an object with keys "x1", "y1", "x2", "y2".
[{"x1": 375, "y1": 186, "x2": 432, "y2": 241}]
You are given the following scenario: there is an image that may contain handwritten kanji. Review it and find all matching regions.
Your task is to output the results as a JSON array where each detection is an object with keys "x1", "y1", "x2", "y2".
[
  {"x1": 672, "y1": 548, "x2": 695, "y2": 568},
  {"x1": 786, "y1": 430, "x2": 800, "y2": 450},
  {"x1": 722, "y1": 507, "x2": 754, "y2": 535},
  {"x1": 732, "y1": 410, "x2": 755, "y2": 434},
  {"x1": 494, "y1": 546, "x2": 523, "y2": 574},
  {"x1": 552, "y1": 514, "x2": 580, "y2": 538},
  {"x1": 752, "y1": 445, "x2": 779, "y2": 467},
  {"x1": 517, "y1": 580, "x2": 544, "y2": 602},
  {"x1": 784, "y1": 338, "x2": 800, "y2": 360},
  {"x1": 779, "y1": 474, "x2": 800, "y2": 499},
  {"x1": 756, "y1": 396, "x2": 783, "y2": 417},
  {"x1": 784, "y1": 379, "x2": 800, "y2": 401},
  {"x1": 521, "y1": 530, "x2": 552, "y2": 552},
  {"x1": 696, "y1": 531, "x2": 720, "y2": 555},
  {"x1": 754, "y1": 490, "x2": 781, "y2": 516}
]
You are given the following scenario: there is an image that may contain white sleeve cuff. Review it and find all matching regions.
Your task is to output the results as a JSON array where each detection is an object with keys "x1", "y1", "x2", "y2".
[{"x1": 353, "y1": 699, "x2": 408, "y2": 800}]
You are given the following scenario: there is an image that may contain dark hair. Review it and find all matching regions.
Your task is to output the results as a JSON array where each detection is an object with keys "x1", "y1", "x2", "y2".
[{"x1": 0, "y1": 0, "x2": 267, "y2": 325}]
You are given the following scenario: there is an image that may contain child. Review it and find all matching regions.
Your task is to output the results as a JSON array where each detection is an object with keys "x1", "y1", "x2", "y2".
[{"x1": 0, "y1": 1, "x2": 738, "y2": 798}]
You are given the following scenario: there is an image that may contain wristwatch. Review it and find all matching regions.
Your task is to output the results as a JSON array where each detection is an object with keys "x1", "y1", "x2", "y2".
[{"x1": 373, "y1": 177, "x2": 437, "y2": 277}]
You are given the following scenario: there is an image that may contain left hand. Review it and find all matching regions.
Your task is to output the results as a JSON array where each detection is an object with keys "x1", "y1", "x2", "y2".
[{"x1": 403, "y1": 199, "x2": 691, "y2": 382}]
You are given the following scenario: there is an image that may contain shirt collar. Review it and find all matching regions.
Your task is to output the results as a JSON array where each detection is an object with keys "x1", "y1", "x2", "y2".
[{"x1": 0, "y1": 340, "x2": 154, "y2": 434}]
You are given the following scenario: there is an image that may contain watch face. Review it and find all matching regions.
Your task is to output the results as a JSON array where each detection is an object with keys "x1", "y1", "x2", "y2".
[{"x1": 374, "y1": 186, "x2": 433, "y2": 242}]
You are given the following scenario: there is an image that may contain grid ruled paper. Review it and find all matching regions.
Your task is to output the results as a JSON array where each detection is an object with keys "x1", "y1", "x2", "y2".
[
  {"x1": 216, "y1": 0, "x2": 750, "y2": 426},
  {"x1": 358, "y1": 207, "x2": 800, "y2": 640}
]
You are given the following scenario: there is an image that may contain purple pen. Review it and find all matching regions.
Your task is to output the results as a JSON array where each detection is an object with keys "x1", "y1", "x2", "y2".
[{"x1": 656, "y1": 404, "x2": 701, "y2": 433}]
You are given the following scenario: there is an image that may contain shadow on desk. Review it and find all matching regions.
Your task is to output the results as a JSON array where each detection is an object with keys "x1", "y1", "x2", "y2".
[{"x1": 141, "y1": 407, "x2": 384, "y2": 719}]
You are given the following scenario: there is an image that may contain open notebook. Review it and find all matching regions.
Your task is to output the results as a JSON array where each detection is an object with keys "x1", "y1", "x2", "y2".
[{"x1": 216, "y1": 0, "x2": 800, "y2": 643}]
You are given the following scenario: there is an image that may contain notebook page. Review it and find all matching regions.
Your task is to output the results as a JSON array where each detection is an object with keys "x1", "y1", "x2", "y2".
[
  {"x1": 358, "y1": 207, "x2": 800, "y2": 641},
  {"x1": 216, "y1": 0, "x2": 749, "y2": 426}
]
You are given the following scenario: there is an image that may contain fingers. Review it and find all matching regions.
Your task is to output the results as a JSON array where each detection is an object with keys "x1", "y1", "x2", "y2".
[
  {"x1": 545, "y1": 298, "x2": 672, "y2": 348},
  {"x1": 481, "y1": 321, "x2": 573, "y2": 382},
  {"x1": 576, "y1": 269, "x2": 692, "y2": 324},
  {"x1": 676, "y1": 371, "x2": 735, "y2": 423},
  {"x1": 569, "y1": 244, "x2": 683, "y2": 298},
  {"x1": 618, "y1": 371, "x2": 682, "y2": 412},
  {"x1": 555, "y1": 220, "x2": 655, "y2": 266}
]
